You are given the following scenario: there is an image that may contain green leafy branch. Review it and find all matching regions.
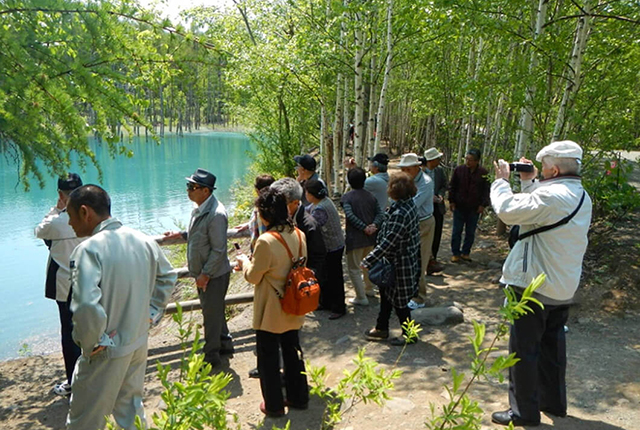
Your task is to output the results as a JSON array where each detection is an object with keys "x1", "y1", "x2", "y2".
[
  {"x1": 305, "y1": 319, "x2": 421, "y2": 429},
  {"x1": 426, "y1": 273, "x2": 546, "y2": 430}
]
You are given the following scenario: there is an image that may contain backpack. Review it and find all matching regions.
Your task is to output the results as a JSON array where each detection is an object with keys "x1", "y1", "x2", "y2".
[{"x1": 267, "y1": 228, "x2": 320, "y2": 316}]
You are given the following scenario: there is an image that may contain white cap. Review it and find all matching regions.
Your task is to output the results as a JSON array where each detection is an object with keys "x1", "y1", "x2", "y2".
[
  {"x1": 536, "y1": 140, "x2": 583, "y2": 162},
  {"x1": 397, "y1": 153, "x2": 422, "y2": 167}
]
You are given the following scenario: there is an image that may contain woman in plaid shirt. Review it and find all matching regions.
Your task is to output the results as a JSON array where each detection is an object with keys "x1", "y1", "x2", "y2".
[{"x1": 362, "y1": 172, "x2": 421, "y2": 346}]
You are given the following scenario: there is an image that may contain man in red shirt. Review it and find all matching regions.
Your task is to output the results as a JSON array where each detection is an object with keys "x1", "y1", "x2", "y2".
[{"x1": 448, "y1": 149, "x2": 490, "y2": 262}]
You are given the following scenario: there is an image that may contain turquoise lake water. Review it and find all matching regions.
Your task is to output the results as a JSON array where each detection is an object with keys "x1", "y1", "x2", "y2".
[{"x1": 0, "y1": 132, "x2": 254, "y2": 360}]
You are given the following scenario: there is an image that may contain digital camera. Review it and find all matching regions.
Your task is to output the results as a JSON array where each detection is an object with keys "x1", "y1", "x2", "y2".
[{"x1": 508, "y1": 162, "x2": 534, "y2": 173}]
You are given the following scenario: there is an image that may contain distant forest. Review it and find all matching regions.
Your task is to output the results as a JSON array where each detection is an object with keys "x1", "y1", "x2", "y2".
[{"x1": 2, "y1": 0, "x2": 639, "y2": 199}]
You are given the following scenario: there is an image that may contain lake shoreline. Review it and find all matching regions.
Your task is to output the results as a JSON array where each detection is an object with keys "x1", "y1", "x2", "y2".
[{"x1": 0, "y1": 132, "x2": 255, "y2": 361}]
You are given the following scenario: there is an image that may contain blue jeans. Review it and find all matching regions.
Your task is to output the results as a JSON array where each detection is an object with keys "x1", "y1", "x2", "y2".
[{"x1": 451, "y1": 209, "x2": 480, "y2": 256}]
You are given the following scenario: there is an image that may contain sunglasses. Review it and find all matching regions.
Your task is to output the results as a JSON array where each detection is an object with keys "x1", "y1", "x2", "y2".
[{"x1": 186, "y1": 183, "x2": 205, "y2": 191}]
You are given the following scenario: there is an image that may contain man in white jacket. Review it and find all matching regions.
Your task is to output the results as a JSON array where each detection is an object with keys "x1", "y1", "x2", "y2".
[
  {"x1": 489, "y1": 141, "x2": 592, "y2": 427},
  {"x1": 66, "y1": 185, "x2": 176, "y2": 430},
  {"x1": 34, "y1": 173, "x2": 85, "y2": 396}
]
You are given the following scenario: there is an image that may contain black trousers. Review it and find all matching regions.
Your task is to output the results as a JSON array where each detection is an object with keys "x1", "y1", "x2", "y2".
[
  {"x1": 256, "y1": 330, "x2": 309, "y2": 412},
  {"x1": 319, "y1": 247, "x2": 346, "y2": 314},
  {"x1": 509, "y1": 298, "x2": 569, "y2": 423},
  {"x1": 432, "y1": 209, "x2": 444, "y2": 260},
  {"x1": 376, "y1": 285, "x2": 412, "y2": 334},
  {"x1": 57, "y1": 297, "x2": 81, "y2": 385}
]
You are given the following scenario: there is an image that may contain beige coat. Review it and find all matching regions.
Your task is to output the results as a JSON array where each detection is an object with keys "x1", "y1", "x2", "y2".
[{"x1": 243, "y1": 228, "x2": 306, "y2": 333}]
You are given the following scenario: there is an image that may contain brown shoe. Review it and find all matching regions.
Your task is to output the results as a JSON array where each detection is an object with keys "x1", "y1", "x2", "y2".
[
  {"x1": 461, "y1": 254, "x2": 472, "y2": 262},
  {"x1": 451, "y1": 255, "x2": 461, "y2": 263},
  {"x1": 427, "y1": 259, "x2": 444, "y2": 274},
  {"x1": 365, "y1": 328, "x2": 389, "y2": 341}
]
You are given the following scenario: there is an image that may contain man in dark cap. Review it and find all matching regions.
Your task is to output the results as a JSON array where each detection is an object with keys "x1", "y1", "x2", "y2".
[
  {"x1": 35, "y1": 173, "x2": 85, "y2": 396},
  {"x1": 343, "y1": 153, "x2": 390, "y2": 212},
  {"x1": 365, "y1": 153, "x2": 390, "y2": 211},
  {"x1": 294, "y1": 154, "x2": 325, "y2": 206},
  {"x1": 164, "y1": 168, "x2": 234, "y2": 367}
]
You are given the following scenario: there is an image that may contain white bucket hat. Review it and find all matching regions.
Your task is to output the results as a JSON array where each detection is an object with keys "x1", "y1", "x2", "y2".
[
  {"x1": 536, "y1": 140, "x2": 583, "y2": 162},
  {"x1": 397, "y1": 153, "x2": 422, "y2": 167},
  {"x1": 424, "y1": 148, "x2": 444, "y2": 161}
]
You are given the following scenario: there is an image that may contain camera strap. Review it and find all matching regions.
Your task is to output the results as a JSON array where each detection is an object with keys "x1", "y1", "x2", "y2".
[{"x1": 517, "y1": 191, "x2": 586, "y2": 241}]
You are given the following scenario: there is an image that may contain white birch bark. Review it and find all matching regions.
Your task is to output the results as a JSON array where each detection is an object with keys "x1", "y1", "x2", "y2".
[
  {"x1": 320, "y1": 105, "x2": 332, "y2": 194},
  {"x1": 366, "y1": 50, "x2": 378, "y2": 159},
  {"x1": 353, "y1": 21, "x2": 366, "y2": 166},
  {"x1": 465, "y1": 37, "x2": 483, "y2": 155},
  {"x1": 342, "y1": 77, "x2": 350, "y2": 193},
  {"x1": 486, "y1": 91, "x2": 505, "y2": 162},
  {"x1": 333, "y1": 75, "x2": 344, "y2": 195},
  {"x1": 333, "y1": 2, "x2": 347, "y2": 195},
  {"x1": 424, "y1": 115, "x2": 432, "y2": 150},
  {"x1": 552, "y1": 0, "x2": 592, "y2": 141},
  {"x1": 514, "y1": 0, "x2": 549, "y2": 158},
  {"x1": 374, "y1": 0, "x2": 393, "y2": 155}
]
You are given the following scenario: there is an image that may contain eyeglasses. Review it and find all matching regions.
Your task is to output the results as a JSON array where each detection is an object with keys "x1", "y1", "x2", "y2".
[{"x1": 186, "y1": 183, "x2": 205, "y2": 191}]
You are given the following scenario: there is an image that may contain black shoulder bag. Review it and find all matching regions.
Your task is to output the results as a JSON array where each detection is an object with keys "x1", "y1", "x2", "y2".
[{"x1": 508, "y1": 191, "x2": 586, "y2": 249}]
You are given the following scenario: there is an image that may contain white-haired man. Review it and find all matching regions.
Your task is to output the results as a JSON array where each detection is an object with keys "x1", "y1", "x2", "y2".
[{"x1": 490, "y1": 141, "x2": 592, "y2": 427}]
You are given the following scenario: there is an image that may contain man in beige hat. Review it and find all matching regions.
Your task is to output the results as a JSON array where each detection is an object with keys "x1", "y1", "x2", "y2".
[
  {"x1": 490, "y1": 140, "x2": 592, "y2": 427},
  {"x1": 422, "y1": 148, "x2": 448, "y2": 274},
  {"x1": 397, "y1": 153, "x2": 435, "y2": 310}
]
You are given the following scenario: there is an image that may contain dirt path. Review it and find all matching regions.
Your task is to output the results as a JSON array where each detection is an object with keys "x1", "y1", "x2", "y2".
[{"x1": 1, "y1": 217, "x2": 639, "y2": 430}]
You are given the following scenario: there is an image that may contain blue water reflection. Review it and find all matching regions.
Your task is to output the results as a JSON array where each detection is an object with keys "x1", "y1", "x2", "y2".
[{"x1": 0, "y1": 132, "x2": 254, "y2": 359}]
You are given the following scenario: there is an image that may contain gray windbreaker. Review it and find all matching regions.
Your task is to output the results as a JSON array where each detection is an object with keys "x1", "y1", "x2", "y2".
[{"x1": 70, "y1": 218, "x2": 176, "y2": 358}]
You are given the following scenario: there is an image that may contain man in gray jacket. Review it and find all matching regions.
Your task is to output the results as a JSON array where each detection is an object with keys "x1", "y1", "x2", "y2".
[
  {"x1": 423, "y1": 148, "x2": 447, "y2": 274},
  {"x1": 66, "y1": 185, "x2": 176, "y2": 430},
  {"x1": 490, "y1": 141, "x2": 592, "y2": 427},
  {"x1": 165, "y1": 168, "x2": 234, "y2": 367}
]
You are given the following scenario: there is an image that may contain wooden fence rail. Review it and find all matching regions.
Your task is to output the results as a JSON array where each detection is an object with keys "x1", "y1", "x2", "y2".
[{"x1": 155, "y1": 233, "x2": 254, "y2": 314}]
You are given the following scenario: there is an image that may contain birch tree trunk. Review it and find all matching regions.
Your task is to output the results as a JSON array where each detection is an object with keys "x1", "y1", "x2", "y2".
[
  {"x1": 342, "y1": 77, "x2": 350, "y2": 193},
  {"x1": 320, "y1": 105, "x2": 333, "y2": 194},
  {"x1": 159, "y1": 83, "x2": 165, "y2": 137},
  {"x1": 366, "y1": 49, "x2": 378, "y2": 159},
  {"x1": 333, "y1": 74, "x2": 344, "y2": 195},
  {"x1": 333, "y1": 2, "x2": 347, "y2": 195},
  {"x1": 514, "y1": 0, "x2": 549, "y2": 158},
  {"x1": 552, "y1": 0, "x2": 592, "y2": 141},
  {"x1": 374, "y1": 0, "x2": 393, "y2": 156},
  {"x1": 486, "y1": 91, "x2": 505, "y2": 162},
  {"x1": 353, "y1": 18, "x2": 366, "y2": 166},
  {"x1": 465, "y1": 37, "x2": 483, "y2": 155}
]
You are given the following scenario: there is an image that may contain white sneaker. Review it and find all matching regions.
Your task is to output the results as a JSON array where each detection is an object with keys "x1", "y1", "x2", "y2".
[
  {"x1": 349, "y1": 297, "x2": 369, "y2": 306},
  {"x1": 53, "y1": 381, "x2": 72, "y2": 396},
  {"x1": 407, "y1": 300, "x2": 425, "y2": 310}
]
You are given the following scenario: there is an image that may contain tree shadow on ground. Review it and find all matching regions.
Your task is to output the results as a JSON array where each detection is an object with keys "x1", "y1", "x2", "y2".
[
  {"x1": 539, "y1": 415, "x2": 630, "y2": 430},
  {"x1": 249, "y1": 392, "x2": 337, "y2": 430},
  {"x1": 145, "y1": 327, "x2": 256, "y2": 375}
]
